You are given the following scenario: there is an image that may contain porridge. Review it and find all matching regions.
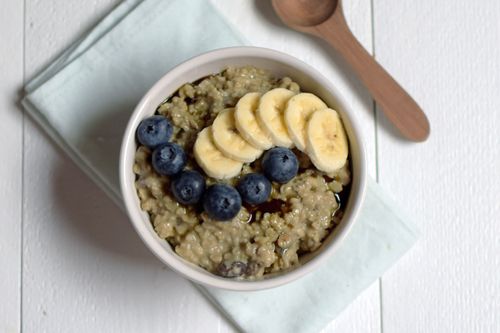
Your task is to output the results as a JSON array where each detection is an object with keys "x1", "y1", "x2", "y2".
[{"x1": 133, "y1": 66, "x2": 351, "y2": 279}]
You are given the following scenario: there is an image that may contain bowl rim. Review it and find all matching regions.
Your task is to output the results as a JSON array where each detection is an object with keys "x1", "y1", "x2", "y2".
[{"x1": 120, "y1": 46, "x2": 367, "y2": 291}]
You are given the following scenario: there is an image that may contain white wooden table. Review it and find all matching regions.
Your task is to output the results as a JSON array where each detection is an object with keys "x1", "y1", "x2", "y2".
[{"x1": 1, "y1": 0, "x2": 499, "y2": 332}]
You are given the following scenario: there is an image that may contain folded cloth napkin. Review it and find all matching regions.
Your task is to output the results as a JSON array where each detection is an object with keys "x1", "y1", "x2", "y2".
[{"x1": 22, "y1": 0, "x2": 419, "y2": 332}]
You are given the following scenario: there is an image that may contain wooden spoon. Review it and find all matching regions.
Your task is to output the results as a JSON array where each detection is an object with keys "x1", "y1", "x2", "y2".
[{"x1": 272, "y1": 0, "x2": 430, "y2": 142}]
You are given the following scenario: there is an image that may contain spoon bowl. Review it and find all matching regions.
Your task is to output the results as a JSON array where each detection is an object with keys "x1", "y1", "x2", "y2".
[
  {"x1": 272, "y1": 0, "x2": 338, "y2": 27},
  {"x1": 272, "y1": 0, "x2": 430, "y2": 142}
]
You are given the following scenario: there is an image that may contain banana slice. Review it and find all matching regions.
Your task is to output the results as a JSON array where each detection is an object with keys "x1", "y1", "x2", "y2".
[
  {"x1": 234, "y1": 92, "x2": 274, "y2": 150},
  {"x1": 284, "y1": 93, "x2": 327, "y2": 151},
  {"x1": 212, "y1": 108, "x2": 263, "y2": 162},
  {"x1": 194, "y1": 127, "x2": 243, "y2": 179},
  {"x1": 306, "y1": 108, "x2": 349, "y2": 172},
  {"x1": 257, "y1": 88, "x2": 296, "y2": 148}
]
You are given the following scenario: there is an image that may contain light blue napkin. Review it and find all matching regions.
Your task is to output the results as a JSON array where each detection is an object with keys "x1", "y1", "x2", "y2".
[{"x1": 22, "y1": 0, "x2": 419, "y2": 332}]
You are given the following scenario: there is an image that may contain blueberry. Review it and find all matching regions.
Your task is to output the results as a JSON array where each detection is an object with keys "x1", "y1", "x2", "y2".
[
  {"x1": 171, "y1": 170, "x2": 205, "y2": 205},
  {"x1": 236, "y1": 173, "x2": 271, "y2": 205},
  {"x1": 136, "y1": 115, "x2": 173, "y2": 149},
  {"x1": 261, "y1": 147, "x2": 299, "y2": 183},
  {"x1": 203, "y1": 184, "x2": 242, "y2": 221},
  {"x1": 152, "y1": 143, "x2": 186, "y2": 176},
  {"x1": 216, "y1": 261, "x2": 247, "y2": 278}
]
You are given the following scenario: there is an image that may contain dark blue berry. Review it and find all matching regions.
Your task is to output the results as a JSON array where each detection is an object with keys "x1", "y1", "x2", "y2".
[
  {"x1": 152, "y1": 143, "x2": 186, "y2": 176},
  {"x1": 203, "y1": 184, "x2": 242, "y2": 221},
  {"x1": 261, "y1": 147, "x2": 299, "y2": 183},
  {"x1": 136, "y1": 115, "x2": 173, "y2": 149},
  {"x1": 171, "y1": 170, "x2": 205, "y2": 205},
  {"x1": 216, "y1": 261, "x2": 247, "y2": 278},
  {"x1": 236, "y1": 173, "x2": 271, "y2": 205}
]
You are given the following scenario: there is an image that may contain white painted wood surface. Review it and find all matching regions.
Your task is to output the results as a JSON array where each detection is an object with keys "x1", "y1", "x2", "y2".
[
  {"x1": 1, "y1": 0, "x2": 498, "y2": 332},
  {"x1": 374, "y1": 1, "x2": 500, "y2": 332},
  {"x1": 0, "y1": 1, "x2": 23, "y2": 333}
]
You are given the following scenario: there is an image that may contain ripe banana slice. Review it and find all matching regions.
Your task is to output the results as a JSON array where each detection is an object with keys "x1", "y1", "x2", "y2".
[
  {"x1": 194, "y1": 127, "x2": 243, "y2": 179},
  {"x1": 284, "y1": 93, "x2": 327, "y2": 151},
  {"x1": 257, "y1": 88, "x2": 296, "y2": 148},
  {"x1": 212, "y1": 108, "x2": 263, "y2": 162},
  {"x1": 234, "y1": 92, "x2": 274, "y2": 150},
  {"x1": 306, "y1": 108, "x2": 349, "y2": 172}
]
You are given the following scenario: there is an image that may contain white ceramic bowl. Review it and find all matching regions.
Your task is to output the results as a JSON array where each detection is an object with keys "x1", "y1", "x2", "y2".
[{"x1": 120, "y1": 46, "x2": 367, "y2": 291}]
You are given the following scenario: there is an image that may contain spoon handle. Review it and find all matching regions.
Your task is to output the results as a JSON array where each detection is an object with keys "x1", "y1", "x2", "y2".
[{"x1": 316, "y1": 13, "x2": 430, "y2": 141}]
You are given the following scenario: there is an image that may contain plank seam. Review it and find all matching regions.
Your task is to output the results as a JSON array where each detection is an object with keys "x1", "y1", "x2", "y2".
[
  {"x1": 369, "y1": 0, "x2": 384, "y2": 332},
  {"x1": 20, "y1": 0, "x2": 26, "y2": 331}
]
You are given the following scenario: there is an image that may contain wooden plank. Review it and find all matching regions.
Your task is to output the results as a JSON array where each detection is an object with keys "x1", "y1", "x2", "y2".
[
  {"x1": 203, "y1": 1, "x2": 381, "y2": 332},
  {"x1": 0, "y1": 0, "x2": 24, "y2": 332},
  {"x1": 373, "y1": 1, "x2": 500, "y2": 332},
  {"x1": 22, "y1": 1, "x2": 233, "y2": 332}
]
